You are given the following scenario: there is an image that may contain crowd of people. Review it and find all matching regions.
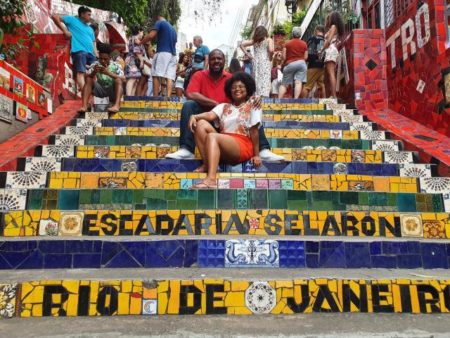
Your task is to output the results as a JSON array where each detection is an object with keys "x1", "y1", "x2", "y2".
[{"x1": 53, "y1": 5, "x2": 345, "y2": 188}]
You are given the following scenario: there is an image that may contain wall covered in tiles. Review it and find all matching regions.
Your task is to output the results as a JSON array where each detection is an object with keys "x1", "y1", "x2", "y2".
[{"x1": 385, "y1": 0, "x2": 450, "y2": 136}]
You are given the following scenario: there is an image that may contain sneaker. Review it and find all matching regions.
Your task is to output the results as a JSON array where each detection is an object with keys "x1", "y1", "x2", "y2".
[
  {"x1": 259, "y1": 149, "x2": 284, "y2": 162},
  {"x1": 165, "y1": 148, "x2": 195, "y2": 160}
]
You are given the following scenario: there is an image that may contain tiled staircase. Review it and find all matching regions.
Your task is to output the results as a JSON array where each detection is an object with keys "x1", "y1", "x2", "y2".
[{"x1": 0, "y1": 98, "x2": 449, "y2": 318}]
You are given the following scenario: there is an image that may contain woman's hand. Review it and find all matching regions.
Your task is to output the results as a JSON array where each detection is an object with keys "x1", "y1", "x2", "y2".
[
  {"x1": 251, "y1": 155, "x2": 262, "y2": 168},
  {"x1": 189, "y1": 115, "x2": 197, "y2": 133},
  {"x1": 250, "y1": 96, "x2": 262, "y2": 110}
]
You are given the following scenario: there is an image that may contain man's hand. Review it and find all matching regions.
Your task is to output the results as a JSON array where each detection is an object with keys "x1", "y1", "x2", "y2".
[
  {"x1": 251, "y1": 155, "x2": 262, "y2": 168},
  {"x1": 95, "y1": 65, "x2": 106, "y2": 74},
  {"x1": 189, "y1": 115, "x2": 197, "y2": 133},
  {"x1": 250, "y1": 96, "x2": 262, "y2": 110},
  {"x1": 63, "y1": 31, "x2": 72, "y2": 39}
]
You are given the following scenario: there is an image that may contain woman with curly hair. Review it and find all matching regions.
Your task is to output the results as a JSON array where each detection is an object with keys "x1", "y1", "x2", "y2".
[
  {"x1": 188, "y1": 72, "x2": 262, "y2": 189},
  {"x1": 320, "y1": 11, "x2": 345, "y2": 98}
]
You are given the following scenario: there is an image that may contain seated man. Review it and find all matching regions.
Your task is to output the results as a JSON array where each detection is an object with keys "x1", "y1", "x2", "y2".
[
  {"x1": 79, "y1": 43, "x2": 125, "y2": 113},
  {"x1": 166, "y1": 49, "x2": 283, "y2": 162}
]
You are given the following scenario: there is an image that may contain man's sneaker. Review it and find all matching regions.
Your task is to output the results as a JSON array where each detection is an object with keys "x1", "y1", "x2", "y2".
[
  {"x1": 165, "y1": 148, "x2": 195, "y2": 160},
  {"x1": 259, "y1": 149, "x2": 284, "y2": 162}
]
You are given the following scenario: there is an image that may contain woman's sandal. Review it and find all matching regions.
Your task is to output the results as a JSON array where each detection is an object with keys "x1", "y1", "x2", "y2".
[
  {"x1": 190, "y1": 181, "x2": 217, "y2": 189},
  {"x1": 193, "y1": 165, "x2": 207, "y2": 173}
]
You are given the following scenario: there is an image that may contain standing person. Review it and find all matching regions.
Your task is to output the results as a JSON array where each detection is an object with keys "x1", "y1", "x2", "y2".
[
  {"x1": 302, "y1": 25, "x2": 326, "y2": 98},
  {"x1": 240, "y1": 26, "x2": 273, "y2": 97},
  {"x1": 125, "y1": 25, "x2": 145, "y2": 96},
  {"x1": 79, "y1": 43, "x2": 125, "y2": 113},
  {"x1": 146, "y1": 47, "x2": 156, "y2": 97},
  {"x1": 141, "y1": 16, "x2": 177, "y2": 97},
  {"x1": 228, "y1": 58, "x2": 242, "y2": 74},
  {"x1": 242, "y1": 50, "x2": 253, "y2": 75},
  {"x1": 175, "y1": 53, "x2": 190, "y2": 97},
  {"x1": 319, "y1": 11, "x2": 344, "y2": 98},
  {"x1": 270, "y1": 51, "x2": 283, "y2": 98},
  {"x1": 192, "y1": 36, "x2": 210, "y2": 70},
  {"x1": 165, "y1": 49, "x2": 283, "y2": 162},
  {"x1": 278, "y1": 27, "x2": 308, "y2": 99},
  {"x1": 52, "y1": 6, "x2": 97, "y2": 92},
  {"x1": 189, "y1": 72, "x2": 262, "y2": 188}
]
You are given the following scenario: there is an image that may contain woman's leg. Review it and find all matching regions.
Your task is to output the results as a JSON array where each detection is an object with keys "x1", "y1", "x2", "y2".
[
  {"x1": 136, "y1": 76, "x2": 149, "y2": 96},
  {"x1": 278, "y1": 84, "x2": 287, "y2": 99},
  {"x1": 176, "y1": 87, "x2": 183, "y2": 97},
  {"x1": 326, "y1": 62, "x2": 337, "y2": 98},
  {"x1": 193, "y1": 120, "x2": 216, "y2": 172},
  {"x1": 203, "y1": 133, "x2": 241, "y2": 184},
  {"x1": 126, "y1": 78, "x2": 137, "y2": 96}
]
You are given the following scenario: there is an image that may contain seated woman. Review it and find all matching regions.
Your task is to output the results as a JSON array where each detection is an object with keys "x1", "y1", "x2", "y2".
[{"x1": 189, "y1": 72, "x2": 262, "y2": 189}]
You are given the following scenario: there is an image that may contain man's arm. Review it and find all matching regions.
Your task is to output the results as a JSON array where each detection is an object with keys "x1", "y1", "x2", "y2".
[
  {"x1": 186, "y1": 92, "x2": 218, "y2": 110},
  {"x1": 51, "y1": 15, "x2": 72, "y2": 39},
  {"x1": 204, "y1": 55, "x2": 209, "y2": 70},
  {"x1": 141, "y1": 29, "x2": 157, "y2": 45}
]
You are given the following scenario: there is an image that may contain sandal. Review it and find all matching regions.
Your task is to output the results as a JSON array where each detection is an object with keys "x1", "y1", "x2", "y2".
[
  {"x1": 193, "y1": 165, "x2": 207, "y2": 173},
  {"x1": 190, "y1": 181, "x2": 217, "y2": 189},
  {"x1": 107, "y1": 107, "x2": 120, "y2": 113},
  {"x1": 77, "y1": 107, "x2": 87, "y2": 114}
]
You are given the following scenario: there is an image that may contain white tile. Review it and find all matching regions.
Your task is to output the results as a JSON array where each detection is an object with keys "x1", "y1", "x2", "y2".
[
  {"x1": 25, "y1": 157, "x2": 62, "y2": 171},
  {"x1": 399, "y1": 164, "x2": 432, "y2": 178},
  {"x1": 42, "y1": 145, "x2": 74, "y2": 158},
  {"x1": 0, "y1": 189, "x2": 27, "y2": 211},
  {"x1": 340, "y1": 114, "x2": 364, "y2": 123},
  {"x1": 54, "y1": 135, "x2": 85, "y2": 146},
  {"x1": 38, "y1": 219, "x2": 59, "y2": 236},
  {"x1": 372, "y1": 140, "x2": 400, "y2": 152},
  {"x1": 349, "y1": 122, "x2": 373, "y2": 131},
  {"x1": 384, "y1": 151, "x2": 414, "y2": 164},
  {"x1": 5, "y1": 172, "x2": 47, "y2": 189},
  {"x1": 360, "y1": 130, "x2": 386, "y2": 140},
  {"x1": 419, "y1": 177, "x2": 450, "y2": 193},
  {"x1": 85, "y1": 112, "x2": 109, "y2": 120},
  {"x1": 225, "y1": 240, "x2": 279, "y2": 267},
  {"x1": 65, "y1": 126, "x2": 94, "y2": 135},
  {"x1": 245, "y1": 282, "x2": 276, "y2": 314},
  {"x1": 76, "y1": 119, "x2": 102, "y2": 128},
  {"x1": 142, "y1": 299, "x2": 157, "y2": 315}
]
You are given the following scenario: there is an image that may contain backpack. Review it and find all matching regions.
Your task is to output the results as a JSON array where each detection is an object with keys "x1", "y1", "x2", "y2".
[{"x1": 307, "y1": 35, "x2": 324, "y2": 57}]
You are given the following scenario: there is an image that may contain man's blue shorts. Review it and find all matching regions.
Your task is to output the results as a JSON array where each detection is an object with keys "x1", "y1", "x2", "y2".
[{"x1": 71, "y1": 51, "x2": 97, "y2": 73}]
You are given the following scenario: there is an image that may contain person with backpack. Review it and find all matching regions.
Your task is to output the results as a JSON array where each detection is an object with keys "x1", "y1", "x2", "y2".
[{"x1": 303, "y1": 25, "x2": 325, "y2": 98}]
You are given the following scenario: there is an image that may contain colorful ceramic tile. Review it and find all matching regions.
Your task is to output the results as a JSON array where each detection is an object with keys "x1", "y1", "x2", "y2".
[
  {"x1": 65, "y1": 126, "x2": 93, "y2": 136},
  {"x1": 225, "y1": 240, "x2": 279, "y2": 268},
  {"x1": 0, "y1": 95, "x2": 14, "y2": 123},
  {"x1": 400, "y1": 214, "x2": 423, "y2": 238},
  {"x1": 58, "y1": 212, "x2": 83, "y2": 236},
  {"x1": 423, "y1": 220, "x2": 446, "y2": 239},
  {"x1": 76, "y1": 119, "x2": 102, "y2": 128},
  {"x1": 245, "y1": 282, "x2": 277, "y2": 314},
  {"x1": 399, "y1": 164, "x2": 432, "y2": 178},
  {"x1": 5, "y1": 171, "x2": 47, "y2": 189},
  {"x1": 38, "y1": 218, "x2": 59, "y2": 236},
  {"x1": 372, "y1": 140, "x2": 400, "y2": 152},
  {"x1": 419, "y1": 177, "x2": 450, "y2": 193},
  {"x1": 24, "y1": 157, "x2": 62, "y2": 171},
  {"x1": 41, "y1": 145, "x2": 74, "y2": 158},
  {"x1": 0, "y1": 189, "x2": 27, "y2": 211},
  {"x1": 54, "y1": 135, "x2": 85, "y2": 146},
  {"x1": 0, "y1": 284, "x2": 17, "y2": 318},
  {"x1": 142, "y1": 299, "x2": 157, "y2": 315},
  {"x1": 384, "y1": 151, "x2": 414, "y2": 164}
]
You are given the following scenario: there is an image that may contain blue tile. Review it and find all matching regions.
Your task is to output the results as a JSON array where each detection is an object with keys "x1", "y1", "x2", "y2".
[
  {"x1": 0, "y1": 241, "x2": 35, "y2": 252},
  {"x1": 184, "y1": 240, "x2": 199, "y2": 267},
  {"x1": 17, "y1": 250, "x2": 43, "y2": 269},
  {"x1": 101, "y1": 242, "x2": 123, "y2": 265},
  {"x1": 104, "y1": 250, "x2": 142, "y2": 268},
  {"x1": 318, "y1": 241, "x2": 346, "y2": 268},
  {"x1": 0, "y1": 251, "x2": 32, "y2": 268},
  {"x1": 305, "y1": 241, "x2": 319, "y2": 253},
  {"x1": 39, "y1": 241, "x2": 66, "y2": 253},
  {"x1": 397, "y1": 255, "x2": 422, "y2": 269},
  {"x1": 279, "y1": 241, "x2": 305, "y2": 268},
  {"x1": 73, "y1": 254, "x2": 101, "y2": 268},
  {"x1": 65, "y1": 241, "x2": 96, "y2": 253},
  {"x1": 370, "y1": 242, "x2": 382, "y2": 255},
  {"x1": 406, "y1": 241, "x2": 421, "y2": 253},
  {"x1": 122, "y1": 242, "x2": 146, "y2": 266},
  {"x1": 44, "y1": 254, "x2": 72, "y2": 268},
  {"x1": 0, "y1": 254, "x2": 12, "y2": 269},
  {"x1": 345, "y1": 242, "x2": 371, "y2": 268},
  {"x1": 371, "y1": 255, "x2": 397, "y2": 268},
  {"x1": 306, "y1": 254, "x2": 319, "y2": 268},
  {"x1": 421, "y1": 243, "x2": 448, "y2": 269}
]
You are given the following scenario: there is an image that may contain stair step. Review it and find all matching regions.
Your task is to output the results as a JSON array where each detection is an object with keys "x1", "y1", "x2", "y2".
[
  {"x1": 2, "y1": 209, "x2": 448, "y2": 238},
  {"x1": 0, "y1": 268, "x2": 449, "y2": 317}
]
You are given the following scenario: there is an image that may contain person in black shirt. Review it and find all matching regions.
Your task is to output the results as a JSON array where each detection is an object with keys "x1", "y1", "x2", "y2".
[{"x1": 302, "y1": 25, "x2": 325, "y2": 98}]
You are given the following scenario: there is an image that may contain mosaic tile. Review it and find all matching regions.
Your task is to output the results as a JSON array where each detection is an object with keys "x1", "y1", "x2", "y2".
[
  {"x1": 0, "y1": 189, "x2": 27, "y2": 211},
  {"x1": 85, "y1": 112, "x2": 109, "y2": 119},
  {"x1": 372, "y1": 140, "x2": 400, "y2": 152},
  {"x1": 76, "y1": 119, "x2": 102, "y2": 128},
  {"x1": 349, "y1": 122, "x2": 373, "y2": 132},
  {"x1": 58, "y1": 212, "x2": 83, "y2": 236},
  {"x1": 54, "y1": 135, "x2": 85, "y2": 146},
  {"x1": 245, "y1": 282, "x2": 277, "y2": 314},
  {"x1": 5, "y1": 171, "x2": 47, "y2": 189},
  {"x1": 225, "y1": 240, "x2": 279, "y2": 268},
  {"x1": 360, "y1": 130, "x2": 386, "y2": 140},
  {"x1": 419, "y1": 177, "x2": 450, "y2": 193},
  {"x1": 384, "y1": 151, "x2": 414, "y2": 164},
  {"x1": 0, "y1": 284, "x2": 17, "y2": 318},
  {"x1": 38, "y1": 218, "x2": 59, "y2": 236},
  {"x1": 400, "y1": 214, "x2": 423, "y2": 238},
  {"x1": 24, "y1": 157, "x2": 62, "y2": 172},
  {"x1": 399, "y1": 164, "x2": 432, "y2": 178},
  {"x1": 142, "y1": 299, "x2": 157, "y2": 315},
  {"x1": 41, "y1": 145, "x2": 74, "y2": 158},
  {"x1": 65, "y1": 126, "x2": 93, "y2": 136}
]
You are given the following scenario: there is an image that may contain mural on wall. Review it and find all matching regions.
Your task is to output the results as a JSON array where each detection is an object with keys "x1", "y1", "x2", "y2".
[
  {"x1": 0, "y1": 96, "x2": 13, "y2": 123},
  {"x1": 385, "y1": 0, "x2": 450, "y2": 136}
]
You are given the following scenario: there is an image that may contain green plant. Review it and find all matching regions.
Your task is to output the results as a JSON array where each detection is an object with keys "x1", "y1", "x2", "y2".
[
  {"x1": 272, "y1": 23, "x2": 286, "y2": 35},
  {"x1": 292, "y1": 10, "x2": 306, "y2": 26},
  {"x1": 241, "y1": 26, "x2": 253, "y2": 40},
  {"x1": 283, "y1": 20, "x2": 293, "y2": 36}
]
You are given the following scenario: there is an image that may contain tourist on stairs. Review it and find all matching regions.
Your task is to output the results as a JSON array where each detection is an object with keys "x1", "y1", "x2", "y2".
[
  {"x1": 189, "y1": 72, "x2": 262, "y2": 189},
  {"x1": 165, "y1": 49, "x2": 283, "y2": 162},
  {"x1": 319, "y1": 11, "x2": 344, "y2": 99},
  {"x1": 79, "y1": 43, "x2": 125, "y2": 113}
]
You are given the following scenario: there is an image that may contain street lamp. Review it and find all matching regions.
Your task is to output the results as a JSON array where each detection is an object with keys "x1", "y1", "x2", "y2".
[{"x1": 285, "y1": 0, "x2": 298, "y2": 14}]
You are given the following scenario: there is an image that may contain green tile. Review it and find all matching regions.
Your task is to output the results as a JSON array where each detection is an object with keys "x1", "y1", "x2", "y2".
[
  {"x1": 268, "y1": 190, "x2": 287, "y2": 209},
  {"x1": 27, "y1": 190, "x2": 43, "y2": 209},
  {"x1": 432, "y1": 194, "x2": 444, "y2": 212},
  {"x1": 217, "y1": 190, "x2": 235, "y2": 209},
  {"x1": 249, "y1": 190, "x2": 268, "y2": 209},
  {"x1": 287, "y1": 190, "x2": 307, "y2": 210},
  {"x1": 198, "y1": 190, "x2": 216, "y2": 209},
  {"x1": 100, "y1": 190, "x2": 113, "y2": 204},
  {"x1": 147, "y1": 198, "x2": 167, "y2": 210},
  {"x1": 177, "y1": 190, "x2": 197, "y2": 200},
  {"x1": 57, "y1": 190, "x2": 80, "y2": 210},
  {"x1": 397, "y1": 193, "x2": 416, "y2": 212},
  {"x1": 91, "y1": 189, "x2": 101, "y2": 204},
  {"x1": 176, "y1": 199, "x2": 197, "y2": 209},
  {"x1": 79, "y1": 190, "x2": 91, "y2": 204},
  {"x1": 164, "y1": 190, "x2": 178, "y2": 201},
  {"x1": 112, "y1": 190, "x2": 133, "y2": 204}
]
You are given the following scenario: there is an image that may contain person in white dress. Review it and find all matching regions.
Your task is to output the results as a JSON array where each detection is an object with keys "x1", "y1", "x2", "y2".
[{"x1": 240, "y1": 26, "x2": 273, "y2": 97}]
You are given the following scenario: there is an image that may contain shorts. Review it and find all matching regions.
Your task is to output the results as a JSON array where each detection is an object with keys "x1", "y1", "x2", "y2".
[
  {"x1": 71, "y1": 51, "x2": 97, "y2": 73},
  {"x1": 304, "y1": 68, "x2": 325, "y2": 91},
  {"x1": 175, "y1": 77, "x2": 185, "y2": 89},
  {"x1": 223, "y1": 133, "x2": 254, "y2": 163},
  {"x1": 152, "y1": 52, "x2": 177, "y2": 81},
  {"x1": 281, "y1": 60, "x2": 307, "y2": 85},
  {"x1": 271, "y1": 79, "x2": 281, "y2": 95},
  {"x1": 93, "y1": 82, "x2": 115, "y2": 101},
  {"x1": 324, "y1": 43, "x2": 339, "y2": 63}
]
